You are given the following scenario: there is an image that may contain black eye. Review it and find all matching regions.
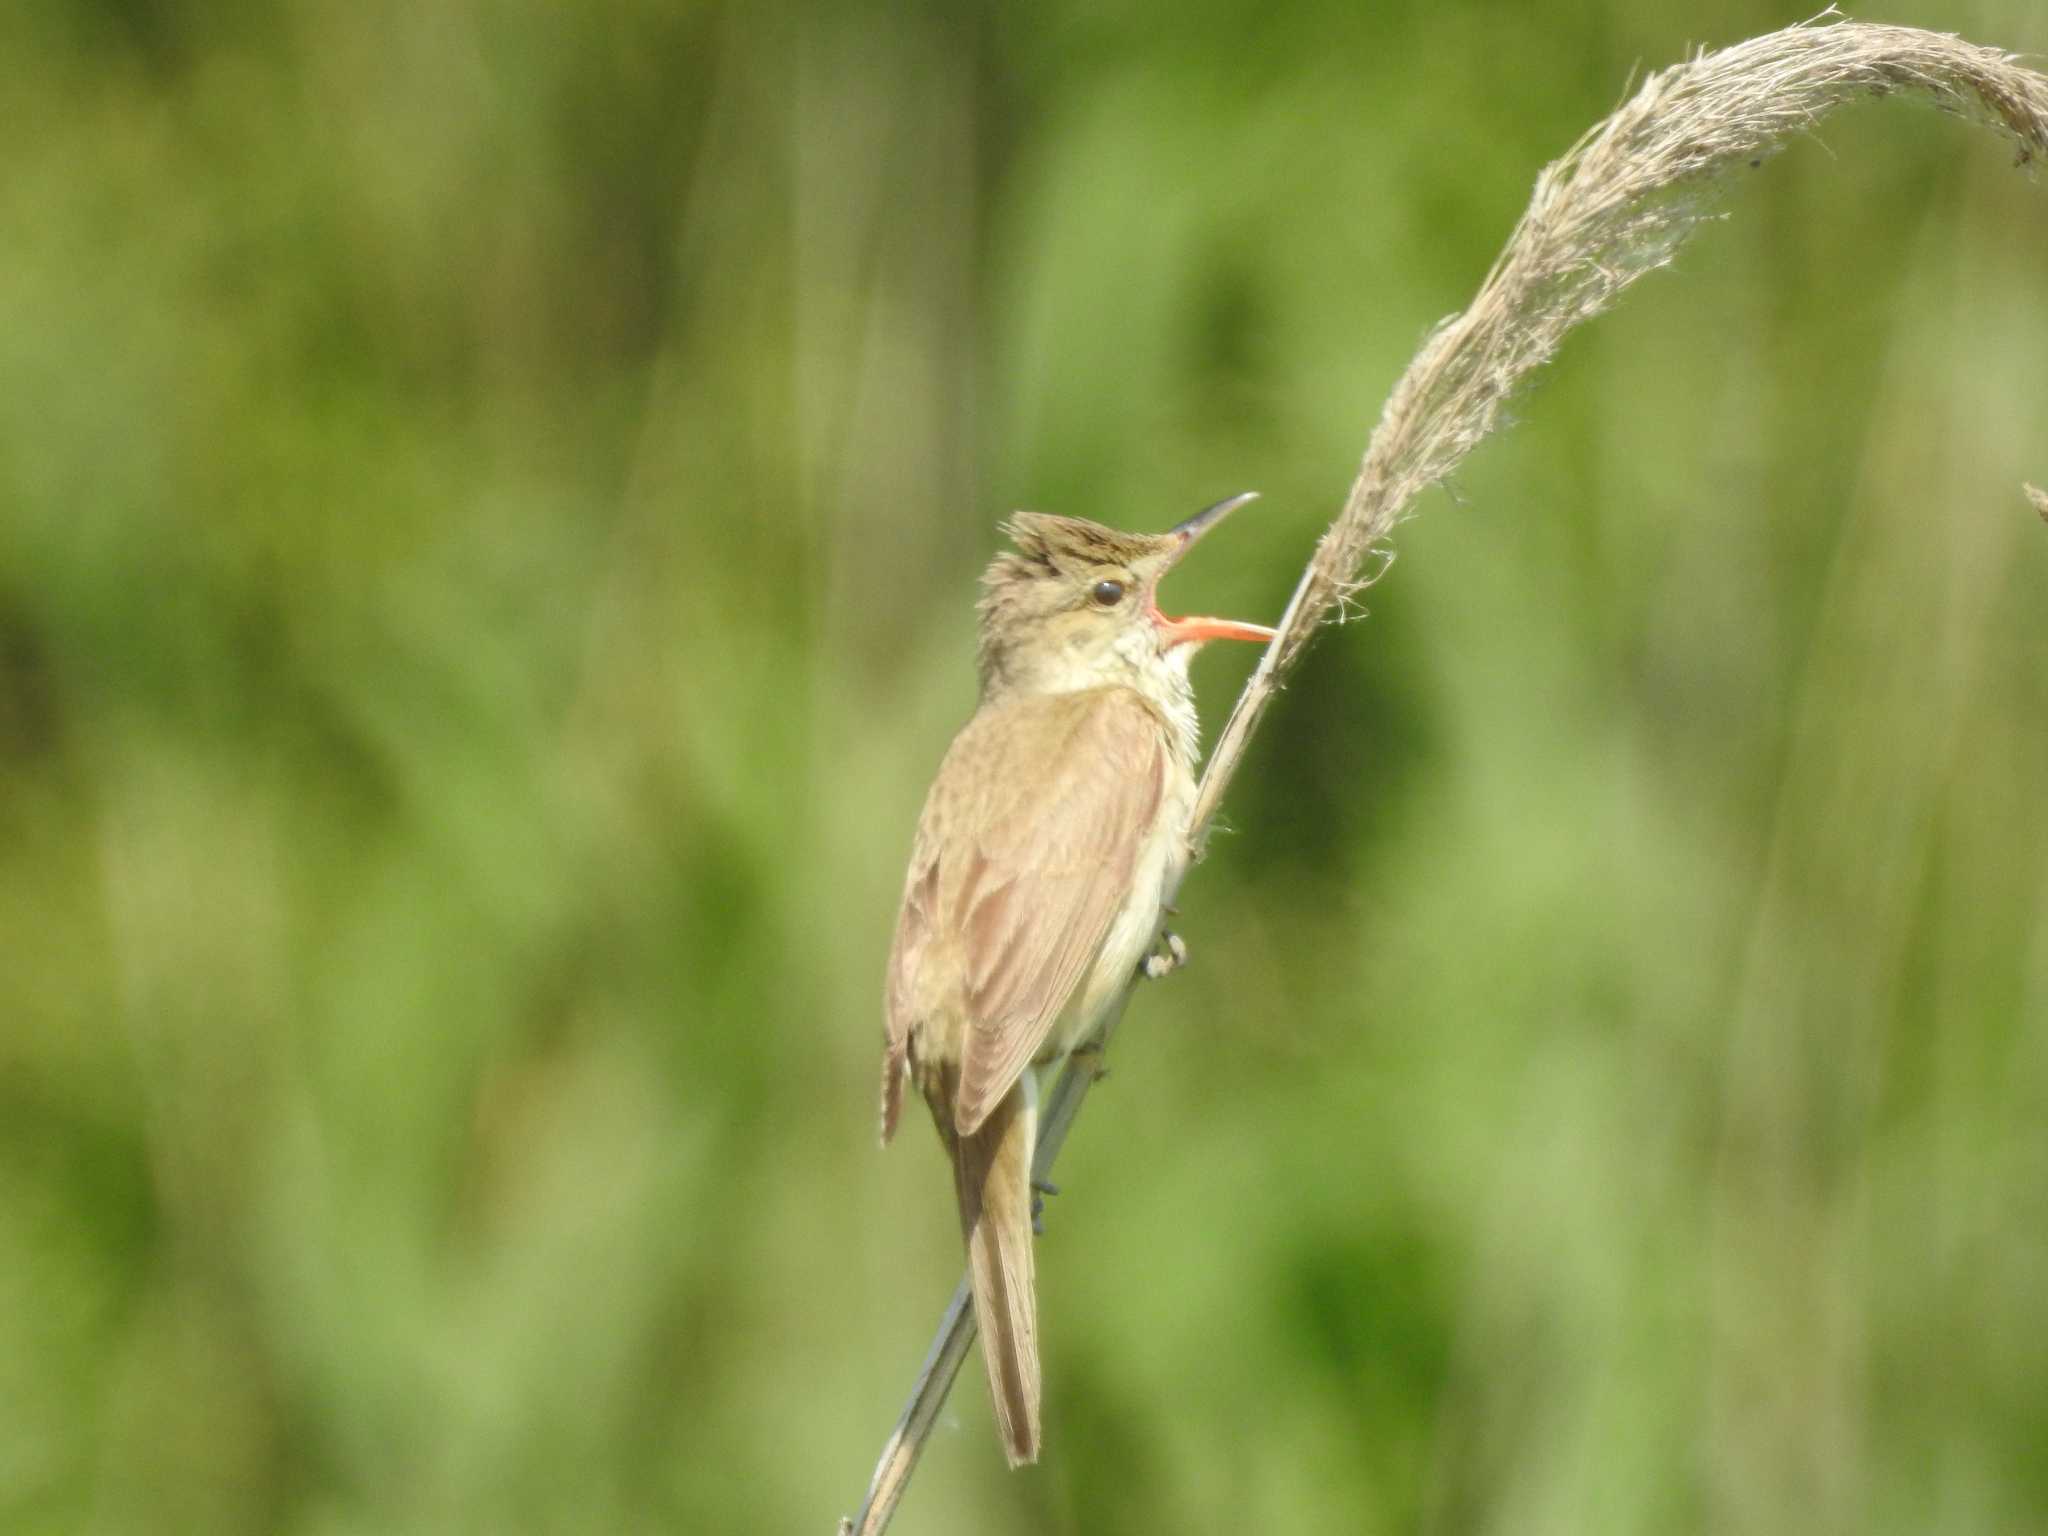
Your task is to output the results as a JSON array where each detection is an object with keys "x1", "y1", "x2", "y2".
[{"x1": 1091, "y1": 579, "x2": 1125, "y2": 607}]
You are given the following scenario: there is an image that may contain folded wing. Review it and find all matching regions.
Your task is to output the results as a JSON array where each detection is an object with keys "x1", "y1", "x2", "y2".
[{"x1": 883, "y1": 687, "x2": 1167, "y2": 1139}]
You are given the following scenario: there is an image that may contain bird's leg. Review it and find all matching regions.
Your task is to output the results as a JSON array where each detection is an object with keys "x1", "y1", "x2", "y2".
[{"x1": 1141, "y1": 928, "x2": 1188, "y2": 980}]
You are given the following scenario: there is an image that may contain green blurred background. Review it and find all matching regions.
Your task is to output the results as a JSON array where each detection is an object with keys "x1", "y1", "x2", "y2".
[{"x1": 4, "y1": 1, "x2": 2047, "y2": 1532}]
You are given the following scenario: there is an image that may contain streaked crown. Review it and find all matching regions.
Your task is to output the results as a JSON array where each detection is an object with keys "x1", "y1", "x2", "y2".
[{"x1": 975, "y1": 514, "x2": 1177, "y2": 697}]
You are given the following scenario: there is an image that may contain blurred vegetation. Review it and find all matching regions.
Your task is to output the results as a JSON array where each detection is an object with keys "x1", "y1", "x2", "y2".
[{"x1": 3, "y1": 1, "x2": 2046, "y2": 1533}]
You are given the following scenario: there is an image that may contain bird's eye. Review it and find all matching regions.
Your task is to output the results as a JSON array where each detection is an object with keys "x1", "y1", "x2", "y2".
[{"x1": 1091, "y1": 579, "x2": 1126, "y2": 607}]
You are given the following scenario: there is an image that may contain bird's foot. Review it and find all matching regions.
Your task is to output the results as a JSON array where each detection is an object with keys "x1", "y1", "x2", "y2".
[
  {"x1": 1070, "y1": 1043, "x2": 1110, "y2": 1083},
  {"x1": 1031, "y1": 1179, "x2": 1060, "y2": 1235},
  {"x1": 1141, "y1": 929, "x2": 1188, "y2": 980}
]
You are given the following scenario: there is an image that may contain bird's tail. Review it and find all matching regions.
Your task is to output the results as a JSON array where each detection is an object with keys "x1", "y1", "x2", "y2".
[{"x1": 938, "y1": 1067, "x2": 1041, "y2": 1467}]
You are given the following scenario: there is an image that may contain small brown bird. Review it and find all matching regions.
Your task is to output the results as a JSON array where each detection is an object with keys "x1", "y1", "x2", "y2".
[{"x1": 880, "y1": 494, "x2": 1275, "y2": 1466}]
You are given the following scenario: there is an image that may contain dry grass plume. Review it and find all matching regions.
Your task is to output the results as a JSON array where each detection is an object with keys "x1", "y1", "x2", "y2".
[{"x1": 1195, "y1": 16, "x2": 2048, "y2": 832}]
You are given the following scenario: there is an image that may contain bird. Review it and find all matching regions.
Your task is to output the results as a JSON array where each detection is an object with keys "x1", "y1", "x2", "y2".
[{"x1": 879, "y1": 493, "x2": 1275, "y2": 1466}]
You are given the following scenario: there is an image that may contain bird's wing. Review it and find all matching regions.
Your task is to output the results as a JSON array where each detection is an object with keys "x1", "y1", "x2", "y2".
[{"x1": 884, "y1": 686, "x2": 1167, "y2": 1140}]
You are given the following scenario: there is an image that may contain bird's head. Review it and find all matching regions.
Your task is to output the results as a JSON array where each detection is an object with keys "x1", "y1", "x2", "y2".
[{"x1": 975, "y1": 493, "x2": 1276, "y2": 700}]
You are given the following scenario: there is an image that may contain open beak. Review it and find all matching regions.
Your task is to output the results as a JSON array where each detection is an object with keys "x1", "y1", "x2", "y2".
[{"x1": 1153, "y1": 492, "x2": 1279, "y2": 649}]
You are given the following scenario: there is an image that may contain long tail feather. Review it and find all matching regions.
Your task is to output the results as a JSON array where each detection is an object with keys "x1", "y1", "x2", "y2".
[{"x1": 942, "y1": 1069, "x2": 1040, "y2": 1466}]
